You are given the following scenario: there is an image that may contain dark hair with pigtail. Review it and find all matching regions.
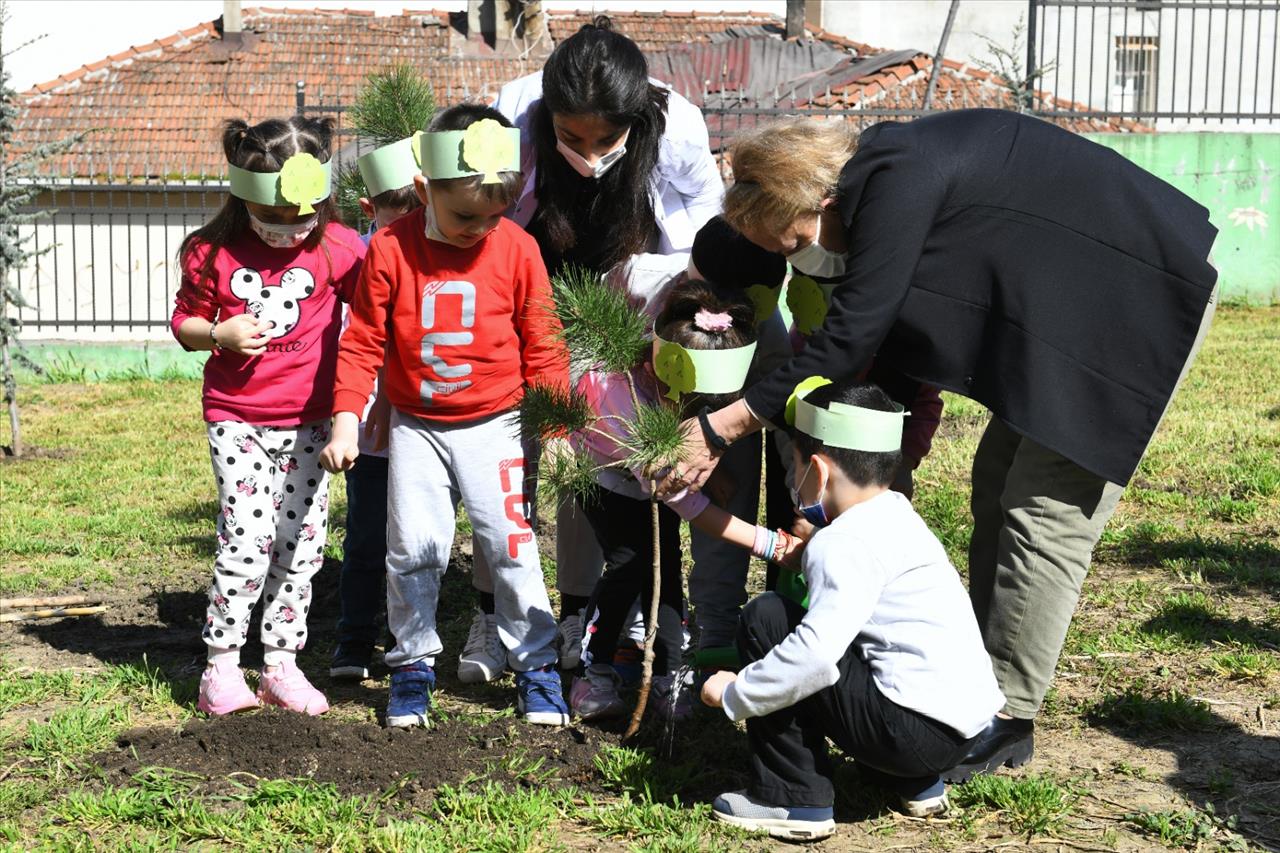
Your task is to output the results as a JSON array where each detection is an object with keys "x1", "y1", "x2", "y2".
[
  {"x1": 179, "y1": 115, "x2": 338, "y2": 291},
  {"x1": 532, "y1": 16, "x2": 668, "y2": 271},
  {"x1": 654, "y1": 279, "x2": 756, "y2": 416}
]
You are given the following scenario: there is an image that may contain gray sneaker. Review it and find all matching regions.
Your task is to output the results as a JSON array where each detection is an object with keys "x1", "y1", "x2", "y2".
[
  {"x1": 457, "y1": 610, "x2": 506, "y2": 684},
  {"x1": 711, "y1": 790, "x2": 835, "y2": 841},
  {"x1": 555, "y1": 611, "x2": 585, "y2": 670}
]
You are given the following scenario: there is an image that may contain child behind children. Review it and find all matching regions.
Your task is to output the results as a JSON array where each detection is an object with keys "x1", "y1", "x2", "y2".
[
  {"x1": 321, "y1": 104, "x2": 570, "y2": 728},
  {"x1": 701, "y1": 379, "x2": 1004, "y2": 841},
  {"x1": 570, "y1": 282, "x2": 804, "y2": 722},
  {"x1": 328, "y1": 136, "x2": 424, "y2": 680},
  {"x1": 172, "y1": 116, "x2": 366, "y2": 716}
]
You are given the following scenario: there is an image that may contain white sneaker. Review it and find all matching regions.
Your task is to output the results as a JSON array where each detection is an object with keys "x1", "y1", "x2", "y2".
[
  {"x1": 556, "y1": 611, "x2": 584, "y2": 670},
  {"x1": 457, "y1": 610, "x2": 506, "y2": 684}
]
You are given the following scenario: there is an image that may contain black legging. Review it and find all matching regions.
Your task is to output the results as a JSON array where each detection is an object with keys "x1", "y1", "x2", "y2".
[{"x1": 577, "y1": 488, "x2": 684, "y2": 676}]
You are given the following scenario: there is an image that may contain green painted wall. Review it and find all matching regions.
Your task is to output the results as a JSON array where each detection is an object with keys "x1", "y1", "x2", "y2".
[{"x1": 1085, "y1": 133, "x2": 1280, "y2": 305}]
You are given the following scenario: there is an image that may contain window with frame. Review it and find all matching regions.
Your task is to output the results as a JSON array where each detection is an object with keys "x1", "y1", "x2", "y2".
[{"x1": 1113, "y1": 35, "x2": 1159, "y2": 115}]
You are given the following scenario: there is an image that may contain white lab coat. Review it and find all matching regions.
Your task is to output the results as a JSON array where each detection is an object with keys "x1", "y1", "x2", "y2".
[{"x1": 493, "y1": 71, "x2": 724, "y2": 256}]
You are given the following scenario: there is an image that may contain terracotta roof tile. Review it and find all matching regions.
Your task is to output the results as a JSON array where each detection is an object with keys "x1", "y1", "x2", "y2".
[{"x1": 18, "y1": 7, "x2": 1145, "y2": 179}]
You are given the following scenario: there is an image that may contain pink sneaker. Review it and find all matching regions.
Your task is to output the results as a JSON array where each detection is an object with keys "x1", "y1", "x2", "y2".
[
  {"x1": 197, "y1": 662, "x2": 260, "y2": 716},
  {"x1": 257, "y1": 661, "x2": 330, "y2": 716},
  {"x1": 570, "y1": 664, "x2": 627, "y2": 720}
]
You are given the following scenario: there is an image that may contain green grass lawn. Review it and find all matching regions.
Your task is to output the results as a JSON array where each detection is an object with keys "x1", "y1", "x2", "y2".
[{"x1": 1, "y1": 307, "x2": 1277, "y2": 851}]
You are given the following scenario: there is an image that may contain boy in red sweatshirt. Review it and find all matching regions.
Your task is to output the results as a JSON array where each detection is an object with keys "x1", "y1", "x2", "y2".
[{"x1": 321, "y1": 105, "x2": 570, "y2": 727}]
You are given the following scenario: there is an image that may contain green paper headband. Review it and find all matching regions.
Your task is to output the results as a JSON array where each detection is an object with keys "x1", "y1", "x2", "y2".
[
  {"x1": 419, "y1": 119, "x2": 521, "y2": 184},
  {"x1": 357, "y1": 132, "x2": 423, "y2": 197},
  {"x1": 653, "y1": 337, "x2": 757, "y2": 402},
  {"x1": 227, "y1": 152, "x2": 332, "y2": 215},
  {"x1": 791, "y1": 378, "x2": 907, "y2": 452}
]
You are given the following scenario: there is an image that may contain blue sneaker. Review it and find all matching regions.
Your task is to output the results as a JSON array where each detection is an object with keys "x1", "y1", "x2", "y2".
[
  {"x1": 711, "y1": 790, "x2": 835, "y2": 841},
  {"x1": 385, "y1": 662, "x2": 434, "y2": 728},
  {"x1": 515, "y1": 666, "x2": 570, "y2": 726}
]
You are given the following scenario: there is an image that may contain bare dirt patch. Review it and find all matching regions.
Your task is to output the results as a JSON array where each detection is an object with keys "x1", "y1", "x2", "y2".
[{"x1": 100, "y1": 707, "x2": 603, "y2": 805}]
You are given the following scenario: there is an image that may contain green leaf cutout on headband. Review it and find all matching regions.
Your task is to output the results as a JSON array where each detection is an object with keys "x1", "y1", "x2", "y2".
[
  {"x1": 462, "y1": 119, "x2": 519, "y2": 184},
  {"x1": 654, "y1": 340, "x2": 697, "y2": 402},
  {"x1": 278, "y1": 153, "x2": 329, "y2": 215},
  {"x1": 786, "y1": 274, "x2": 828, "y2": 336},
  {"x1": 786, "y1": 376, "x2": 832, "y2": 426},
  {"x1": 745, "y1": 284, "x2": 782, "y2": 326}
]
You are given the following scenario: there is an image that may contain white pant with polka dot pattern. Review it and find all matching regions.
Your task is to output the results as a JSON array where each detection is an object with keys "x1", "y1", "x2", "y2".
[{"x1": 203, "y1": 419, "x2": 331, "y2": 666}]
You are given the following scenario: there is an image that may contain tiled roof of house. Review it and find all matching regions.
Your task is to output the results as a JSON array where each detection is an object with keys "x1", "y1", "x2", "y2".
[
  {"x1": 18, "y1": 6, "x2": 1144, "y2": 179},
  {"x1": 651, "y1": 23, "x2": 1147, "y2": 149}
]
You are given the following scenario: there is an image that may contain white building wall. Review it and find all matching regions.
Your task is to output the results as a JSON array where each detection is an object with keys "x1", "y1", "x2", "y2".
[{"x1": 13, "y1": 189, "x2": 217, "y2": 342}]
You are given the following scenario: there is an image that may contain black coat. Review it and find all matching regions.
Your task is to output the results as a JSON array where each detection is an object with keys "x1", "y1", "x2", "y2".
[{"x1": 744, "y1": 109, "x2": 1218, "y2": 485}]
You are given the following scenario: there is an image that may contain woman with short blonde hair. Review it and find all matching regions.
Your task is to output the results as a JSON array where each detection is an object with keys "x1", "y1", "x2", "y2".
[
  {"x1": 723, "y1": 118, "x2": 856, "y2": 242},
  {"x1": 676, "y1": 108, "x2": 1219, "y2": 838}
]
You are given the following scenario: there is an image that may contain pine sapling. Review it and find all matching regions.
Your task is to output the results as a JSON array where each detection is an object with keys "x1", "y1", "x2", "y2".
[{"x1": 523, "y1": 265, "x2": 686, "y2": 738}]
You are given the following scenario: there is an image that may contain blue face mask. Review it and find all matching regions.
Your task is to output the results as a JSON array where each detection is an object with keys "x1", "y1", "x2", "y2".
[{"x1": 790, "y1": 460, "x2": 830, "y2": 528}]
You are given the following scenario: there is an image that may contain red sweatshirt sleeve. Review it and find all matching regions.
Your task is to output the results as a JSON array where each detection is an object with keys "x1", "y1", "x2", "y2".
[
  {"x1": 170, "y1": 241, "x2": 216, "y2": 349},
  {"x1": 514, "y1": 238, "x2": 569, "y2": 392},
  {"x1": 902, "y1": 384, "x2": 944, "y2": 465},
  {"x1": 333, "y1": 237, "x2": 392, "y2": 416}
]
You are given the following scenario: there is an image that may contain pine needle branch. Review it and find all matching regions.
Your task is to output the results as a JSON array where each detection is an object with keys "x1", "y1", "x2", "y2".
[
  {"x1": 521, "y1": 381, "x2": 593, "y2": 442},
  {"x1": 347, "y1": 65, "x2": 437, "y2": 146},
  {"x1": 621, "y1": 401, "x2": 686, "y2": 479},
  {"x1": 536, "y1": 444, "x2": 600, "y2": 506},
  {"x1": 550, "y1": 264, "x2": 649, "y2": 376},
  {"x1": 335, "y1": 164, "x2": 368, "y2": 232}
]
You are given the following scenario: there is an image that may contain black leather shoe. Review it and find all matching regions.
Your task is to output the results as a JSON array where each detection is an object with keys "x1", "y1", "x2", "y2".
[{"x1": 942, "y1": 716, "x2": 1034, "y2": 783}]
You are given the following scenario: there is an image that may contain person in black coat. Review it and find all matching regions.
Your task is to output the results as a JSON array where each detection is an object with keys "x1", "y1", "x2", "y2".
[{"x1": 670, "y1": 109, "x2": 1218, "y2": 788}]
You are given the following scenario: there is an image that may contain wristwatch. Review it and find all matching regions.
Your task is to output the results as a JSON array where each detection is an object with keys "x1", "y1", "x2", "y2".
[{"x1": 698, "y1": 406, "x2": 731, "y2": 453}]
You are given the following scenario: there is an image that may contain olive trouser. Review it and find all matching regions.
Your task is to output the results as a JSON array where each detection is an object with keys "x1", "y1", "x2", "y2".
[{"x1": 969, "y1": 286, "x2": 1217, "y2": 718}]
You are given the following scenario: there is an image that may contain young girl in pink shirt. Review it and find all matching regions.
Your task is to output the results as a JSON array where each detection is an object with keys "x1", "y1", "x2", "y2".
[{"x1": 171, "y1": 116, "x2": 365, "y2": 717}]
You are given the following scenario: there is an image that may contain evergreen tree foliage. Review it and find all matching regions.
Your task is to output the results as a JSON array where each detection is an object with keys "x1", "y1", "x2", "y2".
[{"x1": 0, "y1": 2, "x2": 83, "y2": 455}]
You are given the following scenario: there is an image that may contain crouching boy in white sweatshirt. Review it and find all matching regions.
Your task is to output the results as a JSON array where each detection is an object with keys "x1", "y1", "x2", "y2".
[{"x1": 701, "y1": 379, "x2": 1005, "y2": 842}]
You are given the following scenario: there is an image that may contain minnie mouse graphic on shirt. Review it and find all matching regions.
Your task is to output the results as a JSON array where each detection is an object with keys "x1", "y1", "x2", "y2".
[{"x1": 228, "y1": 267, "x2": 316, "y2": 339}]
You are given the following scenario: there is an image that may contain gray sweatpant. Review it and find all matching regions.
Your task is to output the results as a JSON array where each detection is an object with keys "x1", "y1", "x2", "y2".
[
  {"x1": 969, "y1": 286, "x2": 1217, "y2": 718},
  {"x1": 384, "y1": 408, "x2": 557, "y2": 671}
]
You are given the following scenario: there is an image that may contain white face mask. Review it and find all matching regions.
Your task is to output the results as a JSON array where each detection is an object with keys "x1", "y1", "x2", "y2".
[
  {"x1": 786, "y1": 214, "x2": 848, "y2": 279},
  {"x1": 556, "y1": 128, "x2": 629, "y2": 179},
  {"x1": 249, "y1": 213, "x2": 319, "y2": 249},
  {"x1": 423, "y1": 195, "x2": 450, "y2": 245}
]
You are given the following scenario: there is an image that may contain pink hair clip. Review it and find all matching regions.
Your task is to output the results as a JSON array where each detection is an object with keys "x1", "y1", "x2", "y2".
[{"x1": 694, "y1": 308, "x2": 733, "y2": 332}]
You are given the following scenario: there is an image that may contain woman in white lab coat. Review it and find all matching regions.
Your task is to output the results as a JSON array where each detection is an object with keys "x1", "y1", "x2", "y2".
[
  {"x1": 495, "y1": 16, "x2": 723, "y2": 269},
  {"x1": 456, "y1": 17, "x2": 724, "y2": 686}
]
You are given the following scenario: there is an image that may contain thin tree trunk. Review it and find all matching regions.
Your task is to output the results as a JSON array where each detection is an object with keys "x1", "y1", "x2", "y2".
[
  {"x1": 1, "y1": 339, "x2": 20, "y2": 458},
  {"x1": 624, "y1": 491, "x2": 662, "y2": 739}
]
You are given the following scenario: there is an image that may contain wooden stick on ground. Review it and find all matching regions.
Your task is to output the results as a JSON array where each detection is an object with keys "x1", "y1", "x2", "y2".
[
  {"x1": 0, "y1": 605, "x2": 108, "y2": 623},
  {"x1": 0, "y1": 595, "x2": 96, "y2": 610}
]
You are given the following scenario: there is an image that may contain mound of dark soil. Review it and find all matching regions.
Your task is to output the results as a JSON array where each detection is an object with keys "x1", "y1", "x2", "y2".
[{"x1": 100, "y1": 707, "x2": 602, "y2": 800}]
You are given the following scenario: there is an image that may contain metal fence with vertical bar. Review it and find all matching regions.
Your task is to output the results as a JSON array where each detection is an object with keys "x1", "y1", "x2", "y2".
[
  {"x1": 14, "y1": 169, "x2": 228, "y2": 340},
  {"x1": 1027, "y1": 0, "x2": 1280, "y2": 128},
  {"x1": 11, "y1": 2, "x2": 1279, "y2": 340}
]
